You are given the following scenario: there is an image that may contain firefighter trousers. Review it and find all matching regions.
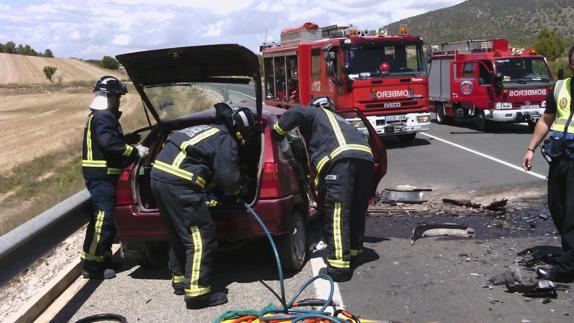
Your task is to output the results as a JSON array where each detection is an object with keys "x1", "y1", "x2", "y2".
[
  {"x1": 82, "y1": 179, "x2": 117, "y2": 271},
  {"x1": 322, "y1": 159, "x2": 374, "y2": 271},
  {"x1": 150, "y1": 179, "x2": 217, "y2": 300},
  {"x1": 548, "y1": 157, "x2": 574, "y2": 272}
]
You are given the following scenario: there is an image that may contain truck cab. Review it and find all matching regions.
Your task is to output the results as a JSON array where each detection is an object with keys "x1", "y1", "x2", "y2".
[
  {"x1": 429, "y1": 39, "x2": 553, "y2": 131},
  {"x1": 261, "y1": 23, "x2": 431, "y2": 142}
]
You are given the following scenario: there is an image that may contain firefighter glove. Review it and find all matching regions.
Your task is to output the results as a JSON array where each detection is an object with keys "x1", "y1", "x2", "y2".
[{"x1": 135, "y1": 144, "x2": 150, "y2": 158}]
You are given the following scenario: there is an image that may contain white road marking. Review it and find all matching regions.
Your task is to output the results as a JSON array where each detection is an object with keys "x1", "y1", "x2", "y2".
[
  {"x1": 420, "y1": 132, "x2": 546, "y2": 180},
  {"x1": 228, "y1": 90, "x2": 256, "y2": 100},
  {"x1": 309, "y1": 256, "x2": 345, "y2": 309}
]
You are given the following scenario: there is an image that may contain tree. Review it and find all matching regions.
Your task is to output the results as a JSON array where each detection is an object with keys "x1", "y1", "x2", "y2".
[
  {"x1": 534, "y1": 28, "x2": 565, "y2": 61},
  {"x1": 4, "y1": 41, "x2": 16, "y2": 54},
  {"x1": 101, "y1": 56, "x2": 119, "y2": 70},
  {"x1": 44, "y1": 49, "x2": 54, "y2": 58},
  {"x1": 43, "y1": 66, "x2": 58, "y2": 84}
]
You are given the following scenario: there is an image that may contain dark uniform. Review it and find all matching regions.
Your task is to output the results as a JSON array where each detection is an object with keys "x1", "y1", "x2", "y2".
[
  {"x1": 272, "y1": 106, "x2": 374, "y2": 279},
  {"x1": 81, "y1": 109, "x2": 137, "y2": 271},
  {"x1": 542, "y1": 77, "x2": 574, "y2": 277},
  {"x1": 150, "y1": 124, "x2": 241, "y2": 304}
]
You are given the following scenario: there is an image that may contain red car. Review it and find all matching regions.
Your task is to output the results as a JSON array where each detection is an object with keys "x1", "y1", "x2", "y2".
[{"x1": 113, "y1": 44, "x2": 387, "y2": 272}]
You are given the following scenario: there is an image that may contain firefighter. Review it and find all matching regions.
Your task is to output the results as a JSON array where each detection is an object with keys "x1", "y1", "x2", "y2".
[
  {"x1": 150, "y1": 104, "x2": 255, "y2": 309},
  {"x1": 271, "y1": 96, "x2": 374, "y2": 282},
  {"x1": 81, "y1": 76, "x2": 149, "y2": 279},
  {"x1": 522, "y1": 45, "x2": 574, "y2": 282}
]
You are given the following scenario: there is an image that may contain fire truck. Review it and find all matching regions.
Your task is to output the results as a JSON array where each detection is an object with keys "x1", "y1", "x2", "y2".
[
  {"x1": 428, "y1": 39, "x2": 553, "y2": 131},
  {"x1": 260, "y1": 23, "x2": 431, "y2": 142}
]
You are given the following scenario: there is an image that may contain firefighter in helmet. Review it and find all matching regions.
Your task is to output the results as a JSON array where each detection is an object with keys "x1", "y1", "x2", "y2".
[
  {"x1": 81, "y1": 76, "x2": 149, "y2": 279},
  {"x1": 523, "y1": 45, "x2": 574, "y2": 282},
  {"x1": 150, "y1": 103, "x2": 255, "y2": 309},
  {"x1": 271, "y1": 96, "x2": 374, "y2": 282}
]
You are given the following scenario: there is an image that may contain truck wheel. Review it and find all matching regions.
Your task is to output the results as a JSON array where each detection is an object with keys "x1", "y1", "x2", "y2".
[
  {"x1": 476, "y1": 111, "x2": 491, "y2": 132},
  {"x1": 435, "y1": 103, "x2": 451, "y2": 124},
  {"x1": 277, "y1": 210, "x2": 307, "y2": 272},
  {"x1": 398, "y1": 133, "x2": 416, "y2": 143},
  {"x1": 141, "y1": 241, "x2": 168, "y2": 268}
]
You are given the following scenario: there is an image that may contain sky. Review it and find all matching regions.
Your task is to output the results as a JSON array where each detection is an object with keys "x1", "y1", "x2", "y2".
[{"x1": 0, "y1": 0, "x2": 466, "y2": 59}]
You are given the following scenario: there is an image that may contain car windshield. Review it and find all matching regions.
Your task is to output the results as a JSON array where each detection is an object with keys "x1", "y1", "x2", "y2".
[
  {"x1": 494, "y1": 58, "x2": 551, "y2": 82},
  {"x1": 345, "y1": 42, "x2": 426, "y2": 79},
  {"x1": 143, "y1": 81, "x2": 256, "y2": 121}
]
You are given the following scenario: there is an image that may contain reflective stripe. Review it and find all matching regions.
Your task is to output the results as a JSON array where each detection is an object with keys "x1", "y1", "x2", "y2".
[
  {"x1": 551, "y1": 78, "x2": 573, "y2": 133},
  {"x1": 322, "y1": 109, "x2": 346, "y2": 146},
  {"x1": 107, "y1": 168, "x2": 122, "y2": 175},
  {"x1": 273, "y1": 122, "x2": 288, "y2": 136},
  {"x1": 82, "y1": 160, "x2": 107, "y2": 167},
  {"x1": 152, "y1": 160, "x2": 206, "y2": 188},
  {"x1": 333, "y1": 202, "x2": 343, "y2": 262},
  {"x1": 173, "y1": 128, "x2": 220, "y2": 168},
  {"x1": 350, "y1": 249, "x2": 363, "y2": 257},
  {"x1": 81, "y1": 251, "x2": 105, "y2": 262},
  {"x1": 86, "y1": 210, "x2": 105, "y2": 261},
  {"x1": 327, "y1": 258, "x2": 350, "y2": 269},
  {"x1": 188, "y1": 226, "x2": 209, "y2": 297},
  {"x1": 172, "y1": 275, "x2": 185, "y2": 284},
  {"x1": 123, "y1": 144, "x2": 134, "y2": 157},
  {"x1": 87, "y1": 115, "x2": 94, "y2": 160},
  {"x1": 314, "y1": 144, "x2": 373, "y2": 186}
]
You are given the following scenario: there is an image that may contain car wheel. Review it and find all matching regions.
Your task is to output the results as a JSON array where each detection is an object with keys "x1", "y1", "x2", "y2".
[
  {"x1": 277, "y1": 210, "x2": 307, "y2": 272},
  {"x1": 141, "y1": 241, "x2": 168, "y2": 268},
  {"x1": 476, "y1": 111, "x2": 491, "y2": 132},
  {"x1": 398, "y1": 133, "x2": 416, "y2": 143},
  {"x1": 435, "y1": 103, "x2": 452, "y2": 124}
]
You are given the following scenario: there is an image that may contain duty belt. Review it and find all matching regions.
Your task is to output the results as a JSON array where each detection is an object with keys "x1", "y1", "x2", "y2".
[{"x1": 152, "y1": 160, "x2": 206, "y2": 188}]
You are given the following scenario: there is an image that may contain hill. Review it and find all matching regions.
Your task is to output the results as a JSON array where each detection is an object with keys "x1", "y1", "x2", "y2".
[
  {"x1": 386, "y1": 0, "x2": 574, "y2": 47},
  {"x1": 0, "y1": 53, "x2": 124, "y2": 85}
]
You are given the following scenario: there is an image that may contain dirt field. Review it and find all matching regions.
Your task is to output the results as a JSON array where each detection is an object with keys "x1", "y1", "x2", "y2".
[
  {"x1": 0, "y1": 53, "x2": 124, "y2": 84},
  {"x1": 0, "y1": 90, "x2": 142, "y2": 172}
]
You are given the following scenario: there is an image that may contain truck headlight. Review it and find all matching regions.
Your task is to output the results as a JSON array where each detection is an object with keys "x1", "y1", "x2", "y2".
[
  {"x1": 417, "y1": 115, "x2": 430, "y2": 123},
  {"x1": 502, "y1": 102, "x2": 512, "y2": 109},
  {"x1": 348, "y1": 119, "x2": 363, "y2": 129},
  {"x1": 495, "y1": 102, "x2": 502, "y2": 109}
]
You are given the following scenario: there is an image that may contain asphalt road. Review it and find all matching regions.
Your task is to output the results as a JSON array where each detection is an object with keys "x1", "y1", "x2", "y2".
[{"x1": 50, "y1": 84, "x2": 574, "y2": 322}]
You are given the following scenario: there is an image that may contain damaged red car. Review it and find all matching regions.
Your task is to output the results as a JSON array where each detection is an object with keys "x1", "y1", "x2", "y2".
[{"x1": 113, "y1": 44, "x2": 387, "y2": 272}]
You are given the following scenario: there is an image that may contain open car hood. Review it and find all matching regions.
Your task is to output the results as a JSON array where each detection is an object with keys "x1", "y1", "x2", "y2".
[{"x1": 116, "y1": 44, "x2": 262, "y2": 122}]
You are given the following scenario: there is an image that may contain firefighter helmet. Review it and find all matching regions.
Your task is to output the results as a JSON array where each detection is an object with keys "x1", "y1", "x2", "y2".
[
  {"x1": 310, "y1": 96, "x2": 335, "y2": 111},
  {"x1": 229, "y1": 107, "x2": 256, "y2": 146},
  {"x1": 93, "y1": 76, "x2": 127, "y2": 96}
]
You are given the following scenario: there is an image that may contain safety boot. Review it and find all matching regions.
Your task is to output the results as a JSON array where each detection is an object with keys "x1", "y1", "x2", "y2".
[
  {"x1": 185, "y1": 292, "x2": 228, "y2": 309},
  {"x1": 81, "y1": 268, "x2": 116, "y2": 279},
  {"x1": 173, "y1": 283, "x2": 185, "y2": 295},
  {"x1": 320, "y1": 266, "x2": 353, "y2": 283}
]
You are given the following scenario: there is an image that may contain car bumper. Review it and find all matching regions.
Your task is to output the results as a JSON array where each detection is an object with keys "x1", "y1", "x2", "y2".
[
  {"x1": 366, "y1": 112, "x2": 431, "y2": 135},
  {"x1": 114, "y1": 195, "x2": 300, "y2": 242},
  {"x1": 487, "y1": 108, "x2": 544, "y2": 122}
]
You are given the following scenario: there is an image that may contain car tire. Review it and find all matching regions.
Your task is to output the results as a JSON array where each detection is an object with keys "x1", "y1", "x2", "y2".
[
  {"x1": 277, "y1": 210, "x2": 307, "y2": 272},
  {"x1": 476, "y1": 111, "x2": 491, "y2": 132},
  {"x1": 398, "y1": 133, "x2": 416, "y2": 143},
  {"x1": 435, "y1": 103, "x2": 452, "y2": 124},
  {"x1": 141, "y1": 241, "x2": 168, "y2": 268}
]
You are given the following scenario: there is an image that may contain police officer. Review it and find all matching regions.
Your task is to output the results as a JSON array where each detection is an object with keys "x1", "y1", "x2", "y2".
[
  {"x1": 271, "y1": 97, "x2": 374, "y2": 282},
  {"x1": 81, "y1": 76, "x2": 149, "y2": 279},
  {"x1": 523, "y1": 45, "x2": 574, "y2": 282},
  {"x1": 150, "y1": 104, "x2": 255, "y2": 309}
]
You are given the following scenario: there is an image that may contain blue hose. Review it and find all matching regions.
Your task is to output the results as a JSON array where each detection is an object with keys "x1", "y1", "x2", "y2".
[{"x1": 243, "y1": 203, "x2": 347, "y2": 323}]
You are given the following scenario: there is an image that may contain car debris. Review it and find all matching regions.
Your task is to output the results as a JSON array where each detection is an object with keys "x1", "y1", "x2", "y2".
[
  {"x1": 489, "y1": 266, "x2": 558, "y2": 299},
  {"x1": 381, "y1": 186, "x2": 432, "y2": 204},
  {"x1": 442, "y1": 198, "x2": 481, "y2": 208},
  {"x1": 484, "y1": 198, "x2": 508, "y2": 211},
  {"x1": 410, "y1": 223, "x2": 475, "y2": 245}
]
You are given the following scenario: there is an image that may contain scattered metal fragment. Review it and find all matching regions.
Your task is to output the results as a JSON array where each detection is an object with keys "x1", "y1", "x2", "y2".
[
  {"x1": 410, "y1": 223, "x2": 475, "y2": 245},
  {"x1": 442, "y1": 198, "x2": 481, "y2": 208},
  {"x1": 382, "y1": 186, "x2": 431, "y2": 204},
  {"x1": 539, "y1": 214, "x2": 549, "y2": 220}
]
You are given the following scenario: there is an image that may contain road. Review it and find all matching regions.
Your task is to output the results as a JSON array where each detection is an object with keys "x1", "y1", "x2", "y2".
[{"x1": 50, "y1": 84, "x2": 573, "y2": 322}]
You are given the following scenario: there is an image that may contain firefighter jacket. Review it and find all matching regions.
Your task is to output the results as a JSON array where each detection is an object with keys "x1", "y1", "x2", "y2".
[
  {"x1": 82, "y1": 110, "x2": 137, "y2": 180},
  {"x1": 272, "y1": 106, "x2": 373, "y2": 185},
  {"x1": 150, "y1": 124, "x2": 242, "y2": 195},
  {"x1": 551, "y1": 78, "x2": 574, "y2": 134}
]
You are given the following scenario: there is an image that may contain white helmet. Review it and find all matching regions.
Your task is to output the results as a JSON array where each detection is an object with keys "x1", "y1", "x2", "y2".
[{"x1": 309, "y1": 96, "x2": 335, "y2": 111}]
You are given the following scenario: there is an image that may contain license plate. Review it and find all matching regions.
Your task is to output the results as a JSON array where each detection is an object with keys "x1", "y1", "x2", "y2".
[
  {"x1": 385, "y1": 115, "x2": 403, "y2": 122},
  {"x1": 521, "y1": 105, "x2": 539, "y2": 110}
]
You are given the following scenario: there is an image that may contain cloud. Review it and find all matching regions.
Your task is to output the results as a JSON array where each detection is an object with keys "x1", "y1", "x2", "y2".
[{"x1": 0, "y1": 0, "x2": 465, "y2": 58}]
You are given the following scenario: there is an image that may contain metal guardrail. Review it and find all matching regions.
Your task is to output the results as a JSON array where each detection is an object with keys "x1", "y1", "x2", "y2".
[{"x1": 0, "y1": 189, "x2": 90, "y2": 260}]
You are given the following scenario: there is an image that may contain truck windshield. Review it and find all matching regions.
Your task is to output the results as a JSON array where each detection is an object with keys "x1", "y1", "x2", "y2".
[
  {"x1": 494, "y1": 58, "x2": 551, "y2": 82},
  {"x1": 345, "y1": 42, "x2": 426, "y2": 79}
]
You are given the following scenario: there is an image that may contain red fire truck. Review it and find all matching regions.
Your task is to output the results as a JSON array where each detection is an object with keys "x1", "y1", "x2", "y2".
[
  {"x1": 260, "y1": 23, "x2": 431, "y2": 142},
  {"x1": 428, "y1": 39, "x2": 553, "y2": 131}
]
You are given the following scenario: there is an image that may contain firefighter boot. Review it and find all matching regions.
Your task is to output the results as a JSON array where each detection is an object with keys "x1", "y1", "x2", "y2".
[
  {"x1": 185, "y1": 292, "x2": 228, "y2": 309},
  {"x1": 173, "y1": 283, "x2": 185, "y2": 295},
  {"x1": 320, "y1": 266, "x2": 353, "y2": 282},
  {"x1": 81, "y1": 268, "x2": 116, "y2": 279}
]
